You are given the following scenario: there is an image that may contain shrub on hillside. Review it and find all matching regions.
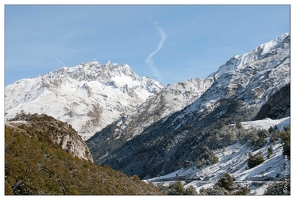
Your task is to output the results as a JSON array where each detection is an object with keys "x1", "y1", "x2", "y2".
[
  {"x1": 264, "y1": 179, "x2": 290, "y2": 195},
  {"x1": 269, "y1": 127, "x2": 290, "y2": 157},
  {"x1": 267, "y1": 145, "x2": 273, "y2": 159},
  {"x1": 257, "y1": 129, "x2": 270, "y2": 138},
  {"x1": 239, "y1": 128, "x2": 269, "y2": 150},
  {"x1": 270, "y1": 130, "x2": 280, "y2": 142},
  {"x1": 236, "y1": 121, "x2": 243, "y2": 129},
  {"x1": 158, "y1": 181, "x2": 198, "y2": 195},
  {"x1": 247, "y1": 151, "x2": 264, "y2": 169},
  {"x1": 199, "y1": 185, "x2": 230, "y2": 195},
  {"x1": 280, "y1": 128, "x2": 290, "y2": 158},
  {"x1": 216, "y1": 173, "x2": 234, "y2": 191},
  {"x1": 183, "y1": 185, "x2": 198, "y2": 195},
  {"x1": 232, "y1": 186, "x2": 250, "y2": 195},
  {"x1": 195, "y1": 146, "x2": 219, "y2": 169},
  {"x1": 168, "y1": 181, "x2": 185, "y2": 195}
]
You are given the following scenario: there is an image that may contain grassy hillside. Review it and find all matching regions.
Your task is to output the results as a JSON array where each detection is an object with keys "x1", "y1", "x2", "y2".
[{"x1": 4, "y1": 115, "x2": 161, "y2": 195}]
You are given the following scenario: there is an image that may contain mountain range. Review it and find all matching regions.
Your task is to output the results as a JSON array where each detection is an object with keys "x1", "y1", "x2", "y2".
[
  {"x1": 87, "y1": 33, "x2": 290, "y2": 178},
  {"x1": 5, "y1": 33, "x2": 290, "y2": 195}
]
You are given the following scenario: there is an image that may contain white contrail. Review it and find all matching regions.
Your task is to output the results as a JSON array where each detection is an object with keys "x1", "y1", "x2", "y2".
[
  {"x1": 145, "y1": 23, "x2": 167, "y2": 82},
  {"x1": 50, "y1": 54, "x2": 66, "y2": 66}
]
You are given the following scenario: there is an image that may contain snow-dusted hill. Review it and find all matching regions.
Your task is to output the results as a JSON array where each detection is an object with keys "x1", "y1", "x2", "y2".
[
  {"x1": 147, "y1": 117, "x2": 290, "y2": 195},
  {"x1": 5, "y1": 60, "x2": 163, "y2": 140}
]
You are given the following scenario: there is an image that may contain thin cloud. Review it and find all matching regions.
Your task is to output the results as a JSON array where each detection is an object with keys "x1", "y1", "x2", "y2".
[
  {"x1": 50, "y1": 54, "x2": 66, "y2": 66},
  {"x1": 145, "y1": 22, "x2": 167, "y2": 83}
]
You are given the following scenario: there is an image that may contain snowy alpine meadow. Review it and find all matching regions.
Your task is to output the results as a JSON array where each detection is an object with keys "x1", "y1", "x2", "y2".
[{"x1": 5, "y1": 33, "x2": 290, "y2": 195}]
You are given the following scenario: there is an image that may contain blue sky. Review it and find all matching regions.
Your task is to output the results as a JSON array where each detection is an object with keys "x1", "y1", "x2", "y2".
[{"x1": 4, "y1": 4, "x2": 290, "y2": 86}]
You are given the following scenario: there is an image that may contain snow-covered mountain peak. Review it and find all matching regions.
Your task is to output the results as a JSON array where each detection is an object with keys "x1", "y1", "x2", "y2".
[
  {"x1": 5, "y1": 60, "x2": 163, "y2": 140},
  {"x1": 190, "y1": 33, "x2": 290, "y2": 114},
  {"x1": 210, "y1": 33, "x2": 290, "y2": 79},
  {"x1": 258, "y1": 33, "x2": 289, "y2": 55},
  {"x1": 47, "y1": 61, "x2": 128, "y2": 79},
  {"x1": 40, "y1": 60, "x2": 163, "y2": 93}
]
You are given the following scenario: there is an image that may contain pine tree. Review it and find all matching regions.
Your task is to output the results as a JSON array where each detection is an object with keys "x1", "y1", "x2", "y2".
[
  {"x1": 236, "y1": 121, "x2": 243, "y2": 129},
  {"x1": 248, "y1": 151, "x2": 264, "y2": 168},
  {"x1": 216, "y1": 173, "x2": 234, "y2": 190},
  {"x1": 267, "y1": 146, "x2": 273, "y2": 159}
]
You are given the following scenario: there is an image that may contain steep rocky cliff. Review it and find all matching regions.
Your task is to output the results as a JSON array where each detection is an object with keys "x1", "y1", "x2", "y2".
[{"x1": 255, "y1": 83, "x2": 290, "y2": 120}]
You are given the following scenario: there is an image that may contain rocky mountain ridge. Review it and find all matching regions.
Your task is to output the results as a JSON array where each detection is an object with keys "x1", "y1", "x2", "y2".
[
  {"x1": 189, "y1": 33, "x2": 290, "y2": 116},
  {"x1": 5, "y1": 61, "x2": 163, "y2": 140}
]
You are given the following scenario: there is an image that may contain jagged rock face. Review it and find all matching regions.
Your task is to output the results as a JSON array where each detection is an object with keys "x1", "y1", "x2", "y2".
[
  {"x1": 86, "y1": 77, "x2": 214, "y2": 164},
  {"x1": 99, "y1": 33, "x2": 290, "y2": 179},
  {"x1": 4, "y1": 61, "x2": 163, "y2": 140},
  {"x1": 255, "y1": 83, "x2": 290, "y2": 120},
  {"x1": 5, "y1": 113, "x2": 93, "y2": 162},
  {"x1": 52, "y1": 129, "x2": 93, "y2": 162}
]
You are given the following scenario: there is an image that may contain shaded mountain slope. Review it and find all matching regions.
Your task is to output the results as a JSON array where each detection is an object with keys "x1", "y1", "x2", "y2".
[{"x1": 255, "y1": 83, "x2": 290, "y2": 120}]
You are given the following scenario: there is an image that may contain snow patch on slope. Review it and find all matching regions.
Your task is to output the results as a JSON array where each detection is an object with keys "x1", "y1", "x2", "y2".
[{"x1": 240, "y1": 117, "x2": 290, "y2": 131}]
